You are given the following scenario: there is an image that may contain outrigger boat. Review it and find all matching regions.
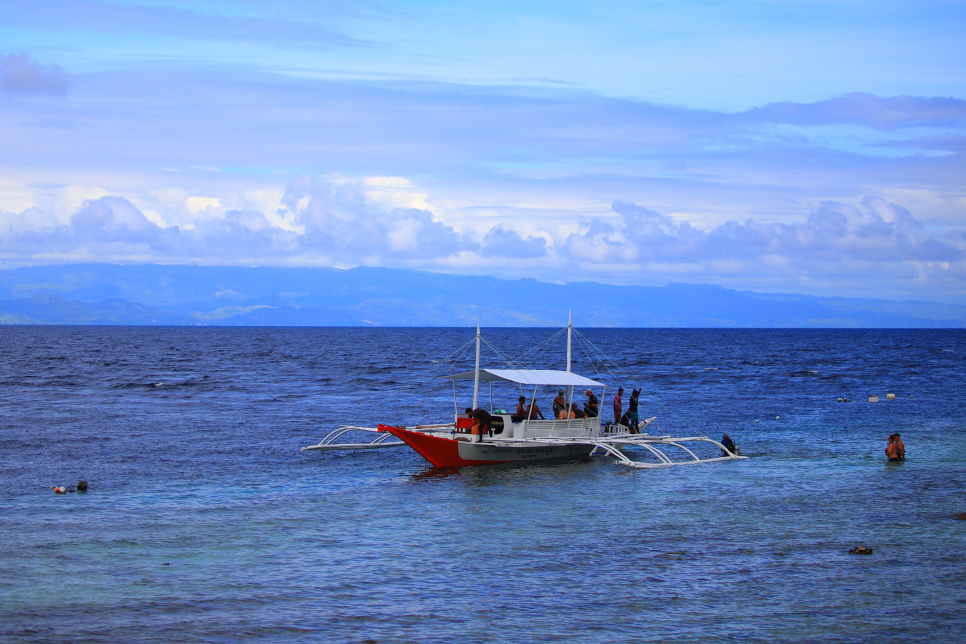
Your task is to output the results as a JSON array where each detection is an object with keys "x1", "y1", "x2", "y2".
[{"x1": 302, "y1": 316, "x2": 746, "y2": 469}]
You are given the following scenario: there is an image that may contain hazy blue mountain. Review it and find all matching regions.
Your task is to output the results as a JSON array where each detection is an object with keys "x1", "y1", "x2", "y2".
[
  {"x1": 0, "y1": 292, "x2": 195, "y2": 325},
  {"x1": 0, "y1": 264, "x2": 964, "y2": 327}
]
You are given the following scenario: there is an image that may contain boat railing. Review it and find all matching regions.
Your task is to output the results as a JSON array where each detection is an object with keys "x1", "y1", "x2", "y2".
[{"x1": 520, "y1": 416, "x2": 602, "y2": 438}]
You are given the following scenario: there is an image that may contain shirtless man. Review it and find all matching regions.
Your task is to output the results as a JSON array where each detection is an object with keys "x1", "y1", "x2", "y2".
[
  {"x1": 526, "y1": 398, "x2": 545, "y2": 420},
  {"x1": 894, "y1": 433, "x2": 906, "y2": 460},
  {"x1": 885, "y1": 435, "x2": 902, "y2": 462}
]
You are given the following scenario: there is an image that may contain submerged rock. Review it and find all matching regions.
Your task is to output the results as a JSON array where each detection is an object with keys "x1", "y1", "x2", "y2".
[
  {"x1": 954, "y1": 513, "x2": 966, "y2": 520},
  {"x1": 848, "y1": 546, "x2": 873, "y2": 555}
]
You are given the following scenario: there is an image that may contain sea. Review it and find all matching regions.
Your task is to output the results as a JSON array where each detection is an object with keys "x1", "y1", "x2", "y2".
[{"x1": 1, "y1": 326, "x2": 964, "y2": 644}]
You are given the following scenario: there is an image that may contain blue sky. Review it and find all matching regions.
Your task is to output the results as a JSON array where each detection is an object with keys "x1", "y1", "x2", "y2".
[{"x1": 1, "y1": 0, "x2": 964, "y2": 302}]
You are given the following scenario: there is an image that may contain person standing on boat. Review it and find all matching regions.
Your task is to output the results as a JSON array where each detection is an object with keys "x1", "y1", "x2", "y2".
[
  {"x1": 885, "y1": 435, "x2": 902, "y2": 462},
  {"x1": 552, "y1": 390, "x2": 566, "y2": 418},
  {"x1": 584, "y1": 389, "x2": 598, "y2": 417},
  {"x1": 627, "y1": 389, "x2": 641, "y2": 434},
  {"x1": 613, "y1": 387, "x2": 624, "y2": 426},
  {"x1": 465, "y1": 407, "x2": 493, "y2": 442}
]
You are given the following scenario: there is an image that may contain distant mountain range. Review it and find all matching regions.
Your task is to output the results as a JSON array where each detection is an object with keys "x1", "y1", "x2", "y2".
[{"x1": 0, "y1": 263, "x2": 964, "y2": 327}]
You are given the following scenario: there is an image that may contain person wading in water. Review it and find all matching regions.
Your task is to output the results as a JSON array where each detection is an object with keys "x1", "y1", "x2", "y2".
[{"x1": 885, "y1": 435, "x2": 902, "y2": 462}]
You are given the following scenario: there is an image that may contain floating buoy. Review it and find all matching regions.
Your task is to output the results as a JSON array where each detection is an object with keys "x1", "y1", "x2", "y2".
[
  {"x1": 848, "y1": 546, "x2": 873, "y2": 555},
  {"x1": 868, "y1": 395, "x2": 879, "y2": 403},
  {"x1": 886, "y1": 393, "x2": 896, "y2": 400},
  {"x1": 51, "y1": 486, "x2": 67, "y2": 494},
  {"x1": 775, "y1": 416, "x2": 780, "y2": 420},
  {"x1": 755, "y1": 419, "x2": 760, "y2": 423}
]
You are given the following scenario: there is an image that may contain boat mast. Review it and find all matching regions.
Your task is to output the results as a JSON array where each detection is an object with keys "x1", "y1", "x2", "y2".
[
  {"x1": 472, "y1": 321, "x2": 481, "y2": 410},
  {"x1": 566, "y1": 309, "x2": 572, "y2": 373},
  {"x1": 566, "y1": 310, "x2": 573, "y2": 411}
]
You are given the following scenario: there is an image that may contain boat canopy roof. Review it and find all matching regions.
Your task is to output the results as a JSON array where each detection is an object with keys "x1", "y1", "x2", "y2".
[{"x1": 443, "y1": 369, "x2": 603, "y2": 387}]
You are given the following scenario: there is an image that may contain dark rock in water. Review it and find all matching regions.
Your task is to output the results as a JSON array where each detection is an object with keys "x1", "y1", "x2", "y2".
[
  {"x1": 954, "y1": 513, "x2": 966, "y2": 520},
  {"x1": 848, "y1": 546, "x2": 873, "y2": 555},
  {"x1": 77, "y1": 480, "x2": 88, "y2": 491}
]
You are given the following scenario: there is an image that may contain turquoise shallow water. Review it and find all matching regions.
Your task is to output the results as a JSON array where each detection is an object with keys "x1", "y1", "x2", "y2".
[{"x1": 1, "y1": 327, "x2": 965, "y2": 643}]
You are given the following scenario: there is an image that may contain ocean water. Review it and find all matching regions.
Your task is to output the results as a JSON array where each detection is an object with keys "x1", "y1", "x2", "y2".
[{"x1": 1, "y1": 326, "x2": 965, "y2": 644}]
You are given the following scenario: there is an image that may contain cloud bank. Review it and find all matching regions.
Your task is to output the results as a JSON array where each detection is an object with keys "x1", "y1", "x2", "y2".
[
  {"x1": 2, "y1": 177, "x2": 962, "y2": 301},
  {"x1": 0, "y1": 59, "x2": 963, "y2": 302}
]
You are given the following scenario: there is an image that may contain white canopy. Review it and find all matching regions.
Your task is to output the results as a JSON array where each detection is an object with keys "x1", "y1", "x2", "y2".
[{"x1": 444, "y1": 369, "x2": 603, "y2": 387}]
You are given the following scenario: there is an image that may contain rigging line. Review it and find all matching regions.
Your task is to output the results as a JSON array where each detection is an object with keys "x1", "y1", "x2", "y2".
[
  {"x1": 431, "y1": 337, "x2": 479, "y2": 369},
  {"x1": 570, "y1": 332, "x2": 632, "y2": 386},
  {"x1": 514, "y1": 327, "x2": 567, "y2": 361},
  {"x1": 509, "y1": 327, "x2": 569, "y2": 370},
  {"x1": 567, "y1": 331, "x2": 700, "y2": 436},
  {"x1": 439, "y1": 345, "x2": 472, "y2": 373},
  {"x1": 479, "y1": 337, "x2": 516, "y2": 367},
  {"x1": 571, "y1": 329, "x2": 628, "y2": 372},
  {"x1": 556, "y1": 328, "x2": 707, "y2": 438},
  {"x1": 573, "y1": 329, "x2": 641, "y2": 388}
]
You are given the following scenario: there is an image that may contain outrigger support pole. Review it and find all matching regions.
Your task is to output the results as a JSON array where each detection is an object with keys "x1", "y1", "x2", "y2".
[{"x1": 580, "y1": 435, "x2": 747, "y2": 468}]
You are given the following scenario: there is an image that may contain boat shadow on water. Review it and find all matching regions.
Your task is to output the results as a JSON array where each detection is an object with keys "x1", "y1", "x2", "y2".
[{"x1": 407, "y1": 454, "x2": 599, "y2": 483}]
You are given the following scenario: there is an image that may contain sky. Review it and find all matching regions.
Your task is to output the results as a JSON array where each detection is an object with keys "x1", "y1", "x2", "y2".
[{"x1": 1, "y1": 0, "x2": 964, "y2": 303}]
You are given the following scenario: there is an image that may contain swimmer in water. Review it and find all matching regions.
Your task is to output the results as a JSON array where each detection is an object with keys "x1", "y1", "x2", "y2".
[
  {"x1": 894, "y1": 433, "x2": 906, "y2": 460},
  {"x1": 885, "y1": 435, "x2": 902, "y2": 462}
]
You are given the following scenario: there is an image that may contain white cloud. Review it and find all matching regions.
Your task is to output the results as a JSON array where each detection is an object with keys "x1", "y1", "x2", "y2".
[
  {"x1": 186, "y1": 196, "x2": 222, "y2": 214},
  {"x1": 560, "y1": 197, "x2": 966, "y2": 298},
  {"x1": 0, "y1": 61, "x2": 964, "y2": 301},
  {"x1": 479, "y1": 224, "x2": 548, "y2": 258},
  {"x1": 3, "y1": 173, "x2": 962, "y2": 301}
]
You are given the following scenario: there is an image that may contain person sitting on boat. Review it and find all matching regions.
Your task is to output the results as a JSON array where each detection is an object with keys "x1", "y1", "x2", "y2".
[
  {"x1": 583, "y1": 389, "x2": 598, "y2": 417},
  {"x1": 512, "y1": 396, "x2": 527, "y2": 422},
  {"x1": 721, "y1": 433, "x2": 737, "y2": 456},
  {"x1": 465, "y1": 407, "x2": 493, "y2": 442},
  {"x1": 525, "y1": 398, "x2": 545, "y2": 420},
  {"x1": 558, "y1": 404, "x2": 575, "y2": 419},
  {"x1": 552, "y1": 390, "x2": 566, "y2": 418},
  {"x1": 570, "y1": 403, "x2": 586, "y2": 418}
]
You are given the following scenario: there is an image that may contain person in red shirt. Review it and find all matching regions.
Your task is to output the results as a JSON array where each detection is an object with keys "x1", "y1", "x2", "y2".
[{"x1": 613, "y1": 387, "x2": 624, "y2": 426}]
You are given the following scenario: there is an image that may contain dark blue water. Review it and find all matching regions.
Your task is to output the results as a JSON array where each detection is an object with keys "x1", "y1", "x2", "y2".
[{"x1": 2, "y1": 327, "x2": 965, "y2": 643}]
